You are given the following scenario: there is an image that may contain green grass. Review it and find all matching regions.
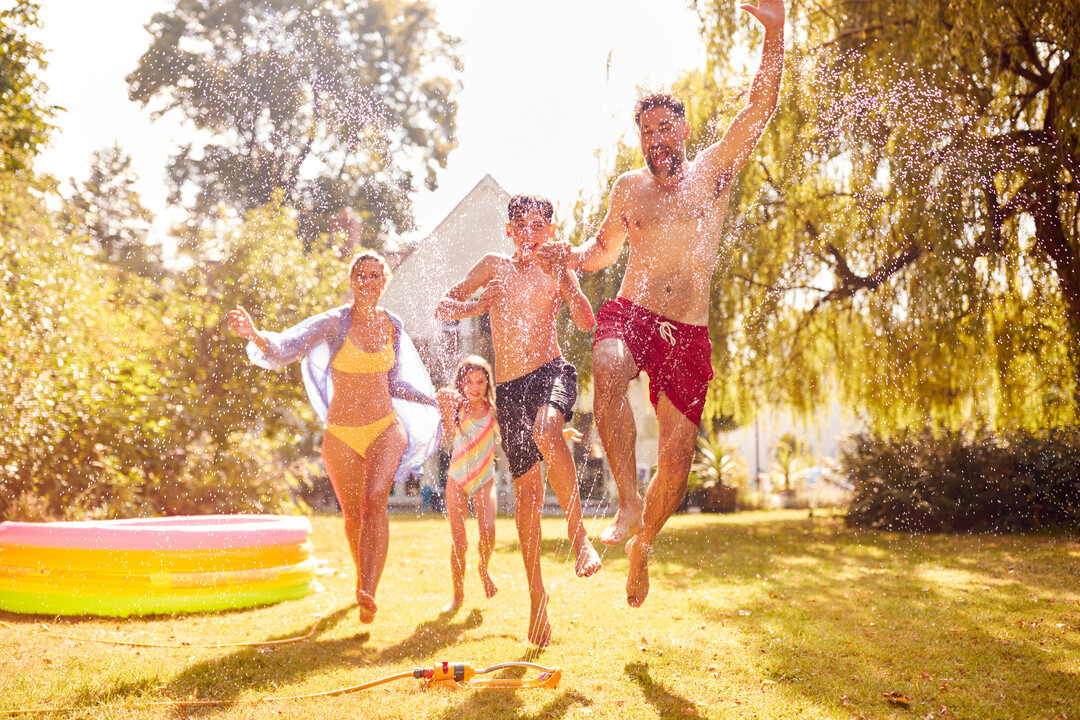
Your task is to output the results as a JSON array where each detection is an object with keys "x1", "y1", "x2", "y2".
[{"x1": 2, "y1": 510, "x2": 1079, "y2": 719}]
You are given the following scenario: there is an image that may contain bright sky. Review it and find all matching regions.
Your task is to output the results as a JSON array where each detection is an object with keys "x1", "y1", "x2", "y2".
[{"x1": 32, "y1": 0, "x2": 709, "y2": 247}]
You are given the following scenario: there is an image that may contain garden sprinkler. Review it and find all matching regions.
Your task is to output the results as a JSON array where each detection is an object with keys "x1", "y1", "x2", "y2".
[{"x1": 414, "y1": 661, "x2": 562, "y2": 690}]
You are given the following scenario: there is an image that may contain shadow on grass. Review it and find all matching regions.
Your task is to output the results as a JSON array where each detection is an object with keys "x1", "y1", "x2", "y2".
[
  {"x1": 649, "y1": 514, "x2": 1080, "y2": 717},
  {"x1": 62, "y1": 605, "x2": 488, "y2": 716},
  {"x1": 625, "y1": 661, "x2": 702, "y2": 720}
]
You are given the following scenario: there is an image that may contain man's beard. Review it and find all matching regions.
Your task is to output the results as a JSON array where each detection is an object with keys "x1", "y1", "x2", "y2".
[{"x1": 645, "y1": 145, "x2": 684, "y2": 179}]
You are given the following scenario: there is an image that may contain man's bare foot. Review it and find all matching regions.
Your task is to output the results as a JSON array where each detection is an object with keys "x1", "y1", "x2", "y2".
[
  {"x1": 599, "y1": 501, "x2": 644, "y2": 546},
  {"x1": 528, "y1": 592, "x2": 552, "y2": 647},
  {"x1": 480, "y1": 570, "x2": 498, "y2": 599},
  {"x1": 625, "y1": 535, "x2": 651, "y2": 608},
  {"x1": 442, "y1": 592, "x2": 464, "y2": 615},
  {"x1": 357, "y1": 589, "x2": 378, "y2": 623},
  {"x1": 573, "y1": 537, "x2": 602, "y2": 577}
]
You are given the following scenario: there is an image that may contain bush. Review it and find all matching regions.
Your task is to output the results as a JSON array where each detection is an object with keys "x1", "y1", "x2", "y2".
[
  {"x1": 842, "y1": 428, "x2": 1080, "y2": 533},
  {"x1": 1, "y1": 185, "x2": 340, "y2": 521}
]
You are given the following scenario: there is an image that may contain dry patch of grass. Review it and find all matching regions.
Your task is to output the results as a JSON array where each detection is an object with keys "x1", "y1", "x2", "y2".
[{"x1": 2, "y1": 510, "x2": 1079, "y2": 719}]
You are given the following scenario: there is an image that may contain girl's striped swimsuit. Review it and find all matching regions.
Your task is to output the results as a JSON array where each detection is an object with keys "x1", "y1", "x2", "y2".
[{"x1": 449, "y1": 411, "x2": 496, "y2": 495}]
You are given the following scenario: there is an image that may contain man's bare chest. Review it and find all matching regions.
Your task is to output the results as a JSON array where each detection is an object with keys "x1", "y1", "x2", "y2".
[{"x1": 625, "y1": 182, "x2": 727, "y2": 241}]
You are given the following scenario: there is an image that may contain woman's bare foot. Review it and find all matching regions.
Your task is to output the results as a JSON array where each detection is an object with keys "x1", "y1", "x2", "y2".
[
  {"x1": 573, "y1": 537, "x2": 602, "y2": 577},
  {"x1": 625, "y1": 535, "x2": 651, "y2": 608},
  {"x1": 357, "y1": 589, "x2": 378, "y2": 624},
  {"x1": 480, "y1": 570, "x2": 498, "y2": 599},
  {"x1": 599, "y1": 499, "x2": 644, "y2": 546},
  {"x1": 528, "y1": 592, "x2": 552, "y2": 647}
]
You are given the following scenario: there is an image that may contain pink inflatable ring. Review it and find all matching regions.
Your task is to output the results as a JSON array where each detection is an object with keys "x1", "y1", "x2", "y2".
[{"x1": 0, "y1": 515, "x2": 315, "y2": 617}]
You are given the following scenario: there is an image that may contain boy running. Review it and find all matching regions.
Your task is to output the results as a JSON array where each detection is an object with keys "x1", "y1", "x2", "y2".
[{"x1": 435, "y1": 194, "x2": 601, "y2": 646}]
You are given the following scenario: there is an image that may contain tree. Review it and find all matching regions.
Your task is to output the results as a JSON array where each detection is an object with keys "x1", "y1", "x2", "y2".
[
  {"x1": 0, "y1": 1, "x2": 55, "y2": 174},
  {"x1": 0, "y1": 189, "x2": 344, "y2": 520},
  {"x1": 672, "y1": 0, "x2": 1078, "y2": 431},
  {"x1": 64, "y1": 143, "x2": 161, "y2": 278},
  {"x1": 768, "y1": 432, "x2": 809, "y2": 494},
  {"x1": 127, "y1": 0, "x2": 462, "y2": 251}
]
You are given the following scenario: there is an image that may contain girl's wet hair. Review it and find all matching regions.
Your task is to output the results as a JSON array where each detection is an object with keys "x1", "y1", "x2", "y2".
[
  {"x1": 454, "y1": 355, "x2": 496, "y2": 410},
  {"x1": 508, "y1": 195, "x2": 554, "y2": 223},
  {"x1": 349, "y1": 249, "x2": 393, "y2": 285},
  {"x1": 634, "y1": 93, "x2": 686, "y2": 127}
]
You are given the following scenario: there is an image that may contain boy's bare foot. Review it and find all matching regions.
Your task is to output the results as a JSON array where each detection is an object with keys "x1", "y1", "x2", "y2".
[
  {"x1": 442, "y1": 592, "x2": 464, "y2": 615},
  {"x1": 599, "y1": 499, "x2": 644, "y2": 546},
  {"x1": 573, "y1": 537, "x2": 602, "y2": 577},
  {"x1": 625, "y1": 535, "x2": 650, "y2": 608},
  {"x1": 357, "y1": 589, "x2": 378, "y2": 623},
  {"x1": 480, "y1": 571, "x2": 498, "y2": 599},
  {"x1": 528, "y1": 592, "x2": 552, "y2": 647}
]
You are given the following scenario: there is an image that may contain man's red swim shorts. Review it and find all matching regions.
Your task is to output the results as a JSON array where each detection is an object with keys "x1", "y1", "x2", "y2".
[{"x1": 592, "y1": 297, "x2": 713, "y2": 426}]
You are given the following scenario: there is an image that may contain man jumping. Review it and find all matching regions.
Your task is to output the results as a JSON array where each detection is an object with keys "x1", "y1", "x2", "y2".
[{"x1": 541, "y1": 0, "x2": 785, "y2": 606}]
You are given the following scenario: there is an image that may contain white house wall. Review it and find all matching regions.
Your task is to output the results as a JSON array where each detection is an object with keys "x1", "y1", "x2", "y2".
[{"x1": 380, "y1": 174, "x2": 513, "y2": 343}]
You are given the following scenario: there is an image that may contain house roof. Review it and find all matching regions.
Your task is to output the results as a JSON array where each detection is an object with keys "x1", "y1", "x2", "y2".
[
  {"x1": 378, "y1": 173, "x2": 513, "y2": 342},
  {"x1": 388, "y1": 173, "x2": 509, "y2": 273}
]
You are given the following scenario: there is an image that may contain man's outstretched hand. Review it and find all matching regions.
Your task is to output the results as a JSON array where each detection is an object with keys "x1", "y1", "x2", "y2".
[{"x1": 740, "y1": 0, "x2": 785, "y2": 32}]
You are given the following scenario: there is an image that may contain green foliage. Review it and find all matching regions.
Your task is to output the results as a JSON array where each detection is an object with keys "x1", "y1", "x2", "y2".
[
  {"x1": 0, "y1": 1, "x2": 55, "y2": 173},
  {"x1": 768, "y1": 432, "x2": 810, "y2": 493},
  {"x1": 689, "y1": 431, "x2": 749, "y2": 493},
  {"x1": 1, "y1": 181, "x2": 343, "y2": 520},
  {"x1": 127, "y1": 0, "x2": 463, "y2": 249},
  {"x1": 1, "y1": 170, "x2": 162, "y2": 519},
  {"x1": 62, "y1": 142, "x2": 162, "y2": 278},
  {"x1": 603, "y1": 0, "x2": 1080, "y2": 431},
  {"x1": 842, "y1": 428, "x2": 1080, "y2": 533}
]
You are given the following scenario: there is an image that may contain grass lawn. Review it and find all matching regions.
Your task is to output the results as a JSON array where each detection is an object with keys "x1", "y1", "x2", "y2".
[{"x1": 2, "y1": 510, "x2": 1079, "y2": 719}]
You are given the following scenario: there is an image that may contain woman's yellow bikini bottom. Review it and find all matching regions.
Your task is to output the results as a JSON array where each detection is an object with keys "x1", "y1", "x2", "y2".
[{"x1": 326, "y1": 412, "x2": 397, "y2": 457}]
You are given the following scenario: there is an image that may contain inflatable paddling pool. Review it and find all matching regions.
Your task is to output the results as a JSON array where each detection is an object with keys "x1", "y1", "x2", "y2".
[{"x1": 0, "y1": 515, "x2": 315, "y2": 616}]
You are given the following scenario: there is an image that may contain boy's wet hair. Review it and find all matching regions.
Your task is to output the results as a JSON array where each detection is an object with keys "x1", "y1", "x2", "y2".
[
  {"x1": 508, "y1": 195, "x2": 554, "y2": 223},
  {"x1": 634, "y1": 93, "x2": 686, "y2": 127}
]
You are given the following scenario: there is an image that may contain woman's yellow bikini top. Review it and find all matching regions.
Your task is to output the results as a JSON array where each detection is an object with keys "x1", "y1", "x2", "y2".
[{"x1": 332, "y1": 335, "x2": 395, "y2": 374}]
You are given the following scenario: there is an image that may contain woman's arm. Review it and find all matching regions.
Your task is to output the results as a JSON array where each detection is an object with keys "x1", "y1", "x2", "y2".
[
  {"x1": 391, "y1": 379, "x2": 441, "y2": 408},
  {"x1": 242, "y1": 307, "x2": 341, "y2": 370},
  {"x1": 386, "y1": 312, "x2": 440, "y2": 408},
  {"x1": 227, "y1": 307, "x2": 269, "y2": 351}
]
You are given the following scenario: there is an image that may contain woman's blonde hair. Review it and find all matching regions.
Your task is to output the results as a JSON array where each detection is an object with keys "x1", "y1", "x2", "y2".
[{"x1": 348, "y1": 249, "x2": 393, "y2": 286}]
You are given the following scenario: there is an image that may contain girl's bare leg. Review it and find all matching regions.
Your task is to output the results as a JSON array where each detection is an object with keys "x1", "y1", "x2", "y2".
[
  {"x1": 475, "y1": 478, "x2": 498, "y2": 598},
  {"x1": 444, "y1": 481, "x2": 468, "y2": 613}
]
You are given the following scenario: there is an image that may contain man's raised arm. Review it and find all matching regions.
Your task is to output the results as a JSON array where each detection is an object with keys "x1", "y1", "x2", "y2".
[{"x1": 695, "y1": 0, "x2": 785, "y2": 184}]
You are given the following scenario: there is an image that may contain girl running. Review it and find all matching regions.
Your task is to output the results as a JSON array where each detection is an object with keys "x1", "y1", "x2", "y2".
[{"x1": 436, "y1": 356, "x2": 500, "y2": 613}]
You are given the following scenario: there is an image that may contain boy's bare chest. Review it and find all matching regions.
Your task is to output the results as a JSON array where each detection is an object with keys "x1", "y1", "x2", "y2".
[{"x1": 494, "y1": 265, "x2": 559, "y2": 319}]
